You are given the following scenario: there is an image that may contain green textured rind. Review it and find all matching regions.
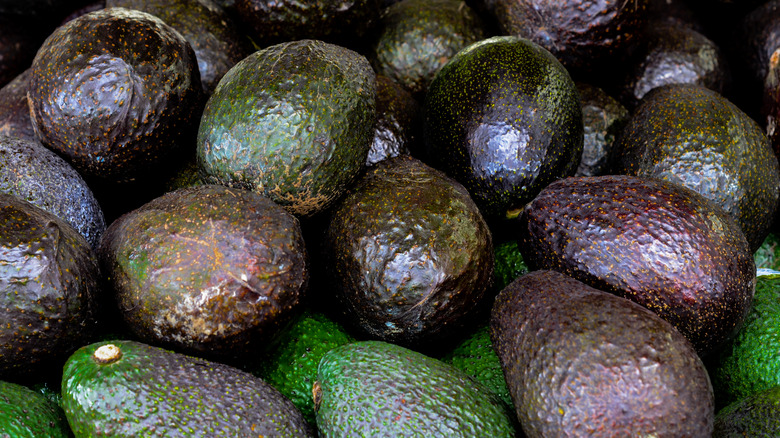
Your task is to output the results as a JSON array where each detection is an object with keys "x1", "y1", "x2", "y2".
[
  {"x1": 711, "y1": 274, "x2": 780, "y2": 407},
  {"x1": 713, "y1": 385, "x2": 780, "y2": 437},
  {"x1": 0, "y1": 380, "x2": 72, "y2": 438},
  {"x1": 441, "y1": 324, "x2": 513, "y2": 409},
  {"x1": 492, "y1": 240, "x2": 528, "y2": 292},
  {"x1": 98, "y1": 184, "x2": 308, "y2": 360},
  {"x1": 254, "y1": 309, "x2": 355, "y2": 426},
  {"x1": 424, "y1": 35, "x2": 583, "y2": 219},
  {"x1": 314, "y1": 340, "x2": 516, "y2": 438},
  {"x1": 0, "y1": 193, "x2": 100, "y2": 379},
  {"x1": 62, "y1": 340, "x2": 313, "y2": 437},
  {"x1": 612, "y1": 83, "x2": 780, "y2": 253},
  {"x1": 491, "y1": 270, "x2": 714, "y2": 437},
  {"x1": 755, "y1": 233, "x2": 780, "y2": 271},
  {"x1": 197, "y1": 39, "x2": 376, "y2": 218},
  {"x1": 323, "y1": 155, "x2": 493, "y2": 348},
  {"x1": 370, "y1": 0, "x2": 486, "y2": 96}
]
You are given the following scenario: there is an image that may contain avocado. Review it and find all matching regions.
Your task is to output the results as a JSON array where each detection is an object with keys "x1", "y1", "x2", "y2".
[
  {"x1": 0, "y1": 135, "x2": 106, "y2": 249},
  {"x1": 611, "y1": 83, "x2": 780, "y2": 253},
  {"x1": 756, "y1": 233, "x2": 780, "y2": 271},
  {"x1": 492, "y1": 239, "x2": 528, "y2": 292},
  {"x1": 313, "y1": 340, "x2": 517, "y2": 437},
  {"x1": 369, "y1": 0, "x2": 487, "y2": 97},
  {"x1": 424, "y1": 35, "x2": 583, "y2": 220},
  {"x1": 62, "y1": 340, "x2": 314, "y2": 437},
  {"x1": 712, "y1": 385, "x2": 780, "y2": 437},
  {"x1": 106, "y1": 0, "x2": 253, "y2": 95},
  {"x1": 27, "y1": 7, "x2": 204, "y2": 184},
  {"x1": 0, "y1": 379, "x2": 72, "y2": 438},
  {"x1": 98, "y1": 184, "x2": 308, "y2": 362},
  {"x1": 0, "y1": 69, "x2": 36, "y2": 142},
  {"x1": 517, "y1": 174, "x2": 755, "y2": 357},
  {"x1": 0, "y1": 192, "x2": 100, "y2": 380},
  {"x1": 197, "y1": 39, "x2": 376, "y2": 218},
  {"x1": 253, "y1": 308, "x2": 355, "y2": 427},
  {"x1": 574, "y1": 82, "x2": 630, "y2": 178},
  {"x1": 367, "y1": 75, "x2": 422, "y2": 167},
  {"x1": 491, "y1": 270, "x2": 714, "y2": 437},
  {"x1": 322, "y1": 155, "x2": 493, "y2": 351},
  {"x1": 710, "y1": 273, "x2": 780, "y2": 408}
]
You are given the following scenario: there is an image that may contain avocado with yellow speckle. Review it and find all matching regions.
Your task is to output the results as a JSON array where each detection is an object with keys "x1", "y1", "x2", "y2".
[
  {"x1": 424, "y1": 35, "x2": 583, "y2": 220},
  {"x1": 61, "y1": 340, "x2": 313, "y2": 437}
]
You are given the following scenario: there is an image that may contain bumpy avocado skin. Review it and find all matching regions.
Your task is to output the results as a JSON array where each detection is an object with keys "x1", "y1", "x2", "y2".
[
  {"x1": 62, "y1": 340, "x2": 313, "y2": 437},
  {"x1": 106, "y1": 0, "x2": 253, "y2": 95},
  {"x1": 0, "y1": 193, "x2": 100, "y2": 379},
  {"x1": 197, "y1": 39, "x2": 376, "y2": 218},
  {"x1": 0, "y1": 380, "x2": 72, "y2": 438},
  {"x1": 517, "y1": 175, "x2": 756, "y2": 357},
  {"x1": 611, "y1": 83, "x2": 779, "y2": 253},
  {"x1": 0, "y1": 136, "x2": 106, "y2": 249},
  {"x1": 0, "y1": 69, "x2": 36, "y2": 142},
  {"x1": 367, "y1": 75, "x2": 422, "y2": 167},
  {"x1": 713, "y1": 385, "x2": 780, "y2": 437},
  {"x1": 27, "y1": 7, "x2": 204, "y2": 183},
  {"x1": 424, "y1": 35, "x2": 583, "y2": 220},
  {"x1": 575, "y1": 82, "x2": 629, "y2": 177},
  {"x1": 323, "y1": 155, "x2": 493, "y2": 349},
  {"x1": 98, "y1": 184, "x2": 308, "y2": 361},
  {"x1": 314, "y1": 340, "x2": 516, "y2": 437},
  {"x1": 491, "y1": 270, "x2": 714, "y2": 437}
]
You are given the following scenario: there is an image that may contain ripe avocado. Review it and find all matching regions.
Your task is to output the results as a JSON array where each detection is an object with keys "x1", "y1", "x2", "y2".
[
  {"x1": 0, "y1": 69, "x2": 36, "y2": 142},
  {"x1": 424, "y1": 35, "x2": 583, "y2": 220},
  {"x1": 313, "y1": 340, "x2": 517, "y2": 437},
  {"x1": 574, "y1": 82, "x2": 629, "y2": 178},
  {"x1": 322, "y1": 155, "x2": 493, "y2": 350},
  {"x1": 62, "y1": 340, "x2": 313, "y2": 437},
  {"x1": 367, "y1": 75, "x2": 422, "y2": 167},
  {"x1": 0, "y1": 192, "x2": 100, "y2": 380},
  {"x1": 98, "y1": 184, "x2": 308, "y2": 361},
  {"x1": 197, "y1": 39, "x2": 377, "y2": 218},
  {"x1": 27, "y1": 7, "x2": 204, "y2": 184},
  {"x1": 0, "y1": 379, "x2": 72, "y2": 438},
  {"x1": 712, "y1": 385, "x2": 780, "y2": 437},
  {"x1": 491, "y1": 270, "x2": 714, "y2": 437},
  {"x1": 611, "y1": 83, "x2": 780, "y2": 253},
  {"x1": 369, "y1": 0, "x2": 487, "y2": 97},
  {"x1": 517, "y1": 175, "x2": 756, "y2": 357}
]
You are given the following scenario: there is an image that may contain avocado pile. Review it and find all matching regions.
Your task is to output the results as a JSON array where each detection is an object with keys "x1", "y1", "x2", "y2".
[{"x1": 3, "y1": 0, "x2": 780, "y2": 436}]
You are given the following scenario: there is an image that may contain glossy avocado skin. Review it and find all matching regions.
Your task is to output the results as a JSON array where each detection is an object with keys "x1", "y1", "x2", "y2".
[
  {"x1": 0, "y1": 193, "x2": 100, "y2": 380},
  {"x1": 491, "y1": 270, "x2": 714, "y2": 437},
  {"x1": 323, "y1": 155, "x2": 493, "y2": 350},
  {"x1": 313, "y1": 340, "x2": 516, "y2": 437},
  {"x1": 367, "y1": 75, "x2": 422, "y2": 167},
  {"x1": 0, "y1": 380, "x2": 72, "y2": 437},
  {"x1": 0, "y1": 69, "x2": 36, "y2": 142},
  {"x1": 98, "y1": 184, "x2": 308, "y2": 361},
  {"x1": 197, "y1": 39, "x2": 376, "y2": 218},
  {"x1": 424, "y1": 35, "x2": 583, "y2": 220},
  {"x1": 62, "y1": 340, "x2": 314, "y2": 437},
  {"x1": 517, "y1": 175, "x2": 756, "y2": 357},
  {"x1": 611, "y1": 83, "x2": 780, "y2": 253},
  {"x1": 28, "y1": 7, "x2": 204, "y2": 183},
  {"x1": 574, "y1": 82, "x2": 629, "y2": 178}
]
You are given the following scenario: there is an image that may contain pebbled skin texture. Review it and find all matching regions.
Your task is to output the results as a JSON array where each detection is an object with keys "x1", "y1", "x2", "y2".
[
  {"x1": 62, "y1": 340, "x2": 314, "y2": 437},
  {"x1": 0, "y1": 380, "x2": 71, "y2": 438},
  {"x1": 491, "y1": 270, "x2": 714, "y2": 437},
  {"x1": 517, "y1": 174, "x2": 756, "y2": 357}
]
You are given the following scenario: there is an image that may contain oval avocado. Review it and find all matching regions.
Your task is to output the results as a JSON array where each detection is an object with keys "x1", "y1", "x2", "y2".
[
  {"x1": 322, "y1": 155, "x2": 493, "y2": 350},
  {"x1": 0, "y1": 379, "x2": 72, "y2": 438},
  {"x1": 98, "y1": 184, "x2": 308, "y2": 361},
  {"x1": 197, "y1": 39, "x2": 377, "y2": 218},
  {"x1": 491, "y1": 270, "x2": 714, "y2": 437},
  {"x1": 517, "y1": 174, "x2": 755, "y2": 357},
  {"x1": 611, "y1": 83, "x2": 780, "y2": 253},
  {"x1": 424, "y1": 35, "x2": 583, "y2": 220}
]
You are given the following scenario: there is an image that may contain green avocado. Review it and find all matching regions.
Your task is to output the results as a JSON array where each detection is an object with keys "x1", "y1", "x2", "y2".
[
  {"x1": 313, "y1": 340, "x2": 516, "y2": 437},
  {"x1": 197, "y1": 39, "x2": 376, "y2": 218},
  {"x1": 424, "y1": 35, "x2": 583, "y2": 220},
  {"x1": 611, "y1": 83, "x2": 780, "y2": 253},
  {"x1": 0, "y1": 380, "x2": 72, "y2": 438},
  {"x1": 62, "y1": 340, "x2": 313, "y2": 437},
  {"x1": 517, "y1": 175, "x2": 756, "y2": 357},
  {"x1": 713, "y1": 385, "x2": 780, "y2": 437},
  {"x1": 98, "y1": 184, "x2": 308, "y2": 362},
  {"x1": 491, "y1": 270, "x2": 714, "y2": 437}
]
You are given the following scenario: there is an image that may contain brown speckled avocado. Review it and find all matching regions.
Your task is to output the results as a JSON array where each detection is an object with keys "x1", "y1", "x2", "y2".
[
  {"x1": 516, "y1": 175, "x2": 756, "y2": 357},
  {"x1": 98, "y1": 184, "x2": 308, "y2": 361},
  {"x1": 27, "y1": 7, "x2": 204, "y2": 184},
  {"x1": 611, "y1": 83, "x2": 780, "y2": 253}
]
